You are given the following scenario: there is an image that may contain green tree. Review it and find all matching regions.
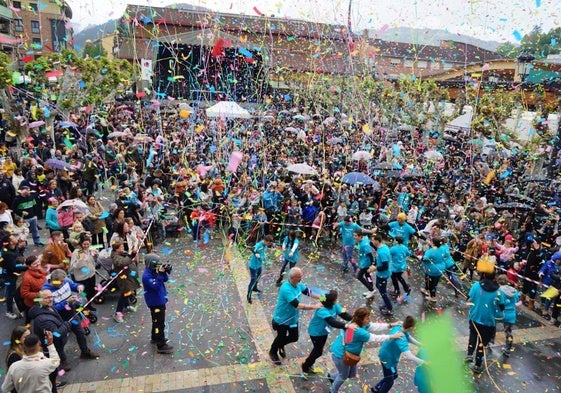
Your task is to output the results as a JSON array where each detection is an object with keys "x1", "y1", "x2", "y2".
[
  {"x1": 82, "y1": 40, "x2": 107, "y2": 59},
  {"x1": 496, "y1": 42, "x2": 519, "y2": 59},
  {"x1": 520, "y1": 26, "x2": 561, "y2": 59}
]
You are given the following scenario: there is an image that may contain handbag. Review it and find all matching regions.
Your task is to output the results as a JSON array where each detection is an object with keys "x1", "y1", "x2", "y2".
[
  {"x1": 342, "y1": 350, "x2": 361, "y2": 366},
  {"x1": 342, "y1": 328, "x2": 361, "y2": 366}
]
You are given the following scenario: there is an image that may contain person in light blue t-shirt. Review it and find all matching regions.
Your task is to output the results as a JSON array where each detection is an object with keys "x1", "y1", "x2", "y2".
[
  {"x1": 328, "y1": 307, "x2": 402, "y2": 393},
  {"x1": 247, "y1": 235, "x2": 273, "y2": 304},
  {"x1": 372, "y1": 235, "x2": 393, "y2": 315},
  {"x1": 275, "y1": 230, "x2": 302, "y2": 286},
  {"x1": 334, "y1": 216, "x2": 371, "y2": 273},
  {"x1": 269, "y1": 267, "x2": 321, "y2": 365},
  {"x1": 301, "y1": 289, "x2": 352, "y2": 374},
  {"x1": 389, "y1": 236, "x2": 412, "y2": 297},
  {"x1": 367, "y1": 315, "x2": 424, "y2": 393}
]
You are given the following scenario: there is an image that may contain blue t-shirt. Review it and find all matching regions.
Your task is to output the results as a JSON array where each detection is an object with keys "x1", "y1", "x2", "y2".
[
  {"x1": 338, "y1": 222, "x2": 363, "y2": 246},
  {"x1": 330, "y1": 325, "x2": 371, "y2": 358},
  {"x1": 282, "y1": 236, "x2": 300, "y2": 263},
  {"x1": 388, "y1": 221, "x2": 416, "y2": 246},
  {"x1": 468, "y1": 280, "x2": 505, "y2": 327},
  {"x1": 390, "y1": 244, "x2": 411, "y2": 273},
  {"x1": 272, "y1": 281, "x2": 307, "y2": 327},
  {"x1": 248, "y1": 240, "x2": 268, "y2": 269},
  {"x1": 378, "y1": 326, "x2": 411, "y2": 369},
  {"x1": 376, "y1": 244, "x2": 392, "y2": 279},
  {"x1": 308, "y1": 303, "x2": 344, "y2": 336},
  {"x1": 422, "y1": 247, "x2": 447, "y2": 277},
  {"x1": 358, "y1": 236, "x2": 373, "y2": 269}
]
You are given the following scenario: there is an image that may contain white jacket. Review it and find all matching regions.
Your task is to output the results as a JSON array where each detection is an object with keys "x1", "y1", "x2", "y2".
[{"x1": 1, "y1": 344, "x2": 60, "y2": 393}]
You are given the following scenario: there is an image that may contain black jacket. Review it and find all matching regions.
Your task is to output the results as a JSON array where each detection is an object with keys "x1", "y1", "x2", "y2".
[{"x1": 28, "y1": 305, "x2": 72, "y2": 346}]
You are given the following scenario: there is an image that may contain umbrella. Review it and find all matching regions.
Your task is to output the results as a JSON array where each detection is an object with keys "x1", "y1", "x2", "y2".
[
  {"x1": 495, "y1": 202, "x2": 534, "y2": 210},
  {"x1": 45, "y1": 158, "x2": 73, "y2": 171},
  {"x1": 326, "y1": 137, "x2": 343, "y2": 145},
  {"x1": 57, "y1": 198, "x2": 90, "y2": 214},
  {"x1": 373, "y1": 162, "x2": 394, "y2": 170},
  {"x1": 284, "y1": 127, "x2": 299, "y2": 133},
  {"x1": 423, "y1": 149, "x2": 444, "y2": 161},
  {"x1": 286, "y1": 163, "x2": 318, "y2": 175},
  {"x1": 133, "y1": 134, "x2": 154, "y2": 143},
  {"x1": 342, "y1": 172, "x2": 376, "y2": 185},
  {"x1": 352, "y1": 150, "x2": 373, "y2": 161},
  {"x1": 58, "y1": 121, "x2": 78, "y2": 128},
  {"x1": 29, "y1": 121, "x2": 45, "y2": 129},
  {"x1": 206, "y1": 101, "x2": 251, "y2": 119},
  {"x1": 323, "y1": 116, "x2": 337, "y2": 126},
  {"x1": 107, "y1": 131, "x2": 126, "y2": 139}
]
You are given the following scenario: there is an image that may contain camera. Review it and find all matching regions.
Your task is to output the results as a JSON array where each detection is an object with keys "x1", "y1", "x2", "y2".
[{"x1": 156, "y1": 263, "x2": 172, "y2": 274}]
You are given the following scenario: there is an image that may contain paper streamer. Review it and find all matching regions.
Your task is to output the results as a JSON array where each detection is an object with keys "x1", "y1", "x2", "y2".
[{"x1": 227, "y1": 151, "x2": 243, "y2": 172}]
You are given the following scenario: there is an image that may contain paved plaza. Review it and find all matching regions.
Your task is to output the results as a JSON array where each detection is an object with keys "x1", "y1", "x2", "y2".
[{"x1": 1, "y1": 234, "x2": 560, "y2": 393}]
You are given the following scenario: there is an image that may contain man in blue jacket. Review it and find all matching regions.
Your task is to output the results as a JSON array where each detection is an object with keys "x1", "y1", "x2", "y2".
[{"x1": 143, "y1": 254, "x2": 174, "y2": 354}]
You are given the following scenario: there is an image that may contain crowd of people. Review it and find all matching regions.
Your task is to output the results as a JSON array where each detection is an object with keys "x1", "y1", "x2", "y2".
[{"x1": 0, "y1": 99, "x2": 561, "y2": 391}]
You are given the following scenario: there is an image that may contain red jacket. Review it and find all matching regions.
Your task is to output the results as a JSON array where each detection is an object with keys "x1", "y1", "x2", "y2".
[{"x1": 20, "y1": 268, "x2": 48, "y2": 308}]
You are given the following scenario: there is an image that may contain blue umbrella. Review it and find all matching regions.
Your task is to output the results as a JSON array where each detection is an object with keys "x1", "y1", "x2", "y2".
[
  {"x1": 341, "y1": 172, "x2": 376, "y2": 185},
  {"x1": 58, "y1": 121, "x2": 79, "y2": 128}
]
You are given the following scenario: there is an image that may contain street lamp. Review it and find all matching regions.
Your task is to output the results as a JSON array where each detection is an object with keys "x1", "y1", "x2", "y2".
[{"x1": 516, "y1": 52, "x2": 535, "y2": 82}]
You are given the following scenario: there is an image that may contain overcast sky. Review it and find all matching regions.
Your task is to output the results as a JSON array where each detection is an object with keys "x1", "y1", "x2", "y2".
[{"x1": 68, "y1": 0, "x2": 560, "y2": 43}]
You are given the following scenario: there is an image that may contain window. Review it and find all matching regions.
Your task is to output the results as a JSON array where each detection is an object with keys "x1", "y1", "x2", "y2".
[
  {"x1": 29, "y1": 3, "x2": 38, "y2": 12},
  {"x1": 431, "y1": 61, "x2": 441, "y2": 70},
  {"x1": 12, "y1": 1, "x2": 21, "y2": 9},
  {"x1": 389, "y1": 58, "x2": 401, "y2": 65},
  {"x1": 31, "y1": 20, "x2": 40, "y2": 34},
  {"x1": 14, "y1": 18, "x2": 23, "y2": 32},
  {"x1": 442, "y1": 63, "x2": 453, "y2": 71},
  {"x1": 403, "y1": 59, "x2": 415, "y2": 67},
  {"x1": 416, "y1": 60, "x2": 427, "y2": 69},
  {"x1": 32, "y1": 37, "x2": 41, "y2": 48}
]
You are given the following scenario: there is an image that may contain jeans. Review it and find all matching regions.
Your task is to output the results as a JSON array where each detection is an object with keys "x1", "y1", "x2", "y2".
[
  {"x1": 330, "y1": 353, "x2": 357, "y2": 393},
  {"x1": 116, "y1": 294, "x2": 130, "y2": 313},
  {"x1": 277, "y1": 258, "x2": 296, "y2": 283},
  {"x1": 302, "y1": 335, "x2": 328, "y2": 371},
  {"x1": 25, "y1": 216, "x2": 41, "y2": 244},
  {"x1": 376, "y1": 276, "x2": 392, "y2": 311},
  {"x1": 150, "y1": 304, "x2": 167, "y2": 346},
  {"x1": 4, "y1": 276, "x2": 17, "y2": 313},
  {"x1": 58, "y1": 307, "x2": 91, "y2": 354},
  {"x1": 374, "y1": 363, "x2": 399, "y2": 393},
  {"x1": 247, "y1": 267, "x2": 262, "y2": 299},
  {"x1": 341, "y1": 245, "x2": 356, "y2": 271}
]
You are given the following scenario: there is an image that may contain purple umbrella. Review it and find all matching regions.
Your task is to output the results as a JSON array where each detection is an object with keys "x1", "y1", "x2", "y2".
[
  {"x1": 29, "y1": 120, "x2": 45, "y2": 129},
  {"x1": 58, "y1": 121, "x2": 78, "y2": 128},
  {"x1": 45, "y1": 158, "x2": 73, "y2": 171}
]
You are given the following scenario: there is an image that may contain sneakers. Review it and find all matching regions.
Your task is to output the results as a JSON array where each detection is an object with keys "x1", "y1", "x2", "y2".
[
  {"x1": 269, "y1": 350, "x2": 281, "y2": 365},
  {"x1": 113, "y1": 313, "x2": 124, "y2": 323},
  {"x1": 380, "y1": 308, "x2": 393, "y2": 316},
  {"x1": 363, "y1": 291, "x2": 375, "y2": 299},
  {"x1": 471, "y1": 364, "x2": 484, "y2": 374},
  {"x1": 5, "y1": 312, "x2": 19, "y2": 320},
  {"x1": 157, "y1": 344, "x2": 174, "y2": 354},
  {"x1": 464, "y1": 355, "x2": 473, "y2": 363},
  {"x1": 55, "y1": 381, "x2": 67, "y2": 388},
  {"x1": 252, "y1": 288, "x2": 262, "y2": 293},
  {"x1": 327, "y1": 373, "x2": 334, "y2": 385},
  {"x1": 420, "y1": 288, "x2": 429, "y2": 296},
  {"x1": 80, "y1": 351, "x2": 100, "y2": 359},
  {"x1": 428, "y1": 297, "x2": 438, "y2": 302},
  {"x1": 125, "y1": 305, "x2": 138, "y2": 313},
  {"x1": 278, "y1": 347, "x2": 286, "y2": 358},
  {"x1": 301, "y1": 363, "x2": 317, "y2": 374}
]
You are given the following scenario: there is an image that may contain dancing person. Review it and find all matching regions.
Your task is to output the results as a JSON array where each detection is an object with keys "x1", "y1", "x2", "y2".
[
  {"x1": 389, "y1": 236, "x2": 412, "y2": 298},
  {"x1": 276, "y1": 230, "x2": 301, "y2": 286},
  {"x1": 269, "y1": 267, "x2": 321, "y2": 365},
  {"x1": 420, "y1": 238, "x2": 447, "y2": 302},
  {"x1": 111, "y1": 240, "x2": 141, "y2": 323},
  {"x1": 247, "y1": 234, "x2": 273, "y2": 303},
  {"x1": 301, "y1": 289, "x2": 352, "y2": 374},
  {"x1": 328, "y1": 307, "x2": 402, "y2": 393},
  {"x1": 367, "y1": 315, "x2": 424, "y2": 393},
  {"x1": 355, "y1": 231, "x2": 376, "y2": 300},
  {"x1": 372, "y1": 235, "x2": 394, "y2": 315}
]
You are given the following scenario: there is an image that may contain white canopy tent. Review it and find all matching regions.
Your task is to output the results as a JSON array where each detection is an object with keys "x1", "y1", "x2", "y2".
[{"x1": 205, "y1": 101, "x2": 251, "y2": 119}]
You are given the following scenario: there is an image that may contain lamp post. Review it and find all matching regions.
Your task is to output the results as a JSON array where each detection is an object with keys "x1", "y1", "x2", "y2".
[{"x1": 516, "y1": 52, "x2": 535, "y2": 82}]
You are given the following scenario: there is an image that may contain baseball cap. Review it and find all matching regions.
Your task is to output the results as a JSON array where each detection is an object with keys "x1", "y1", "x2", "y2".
[{"x1": 505, "y1": 234, "x2": 514, "y2": 241}]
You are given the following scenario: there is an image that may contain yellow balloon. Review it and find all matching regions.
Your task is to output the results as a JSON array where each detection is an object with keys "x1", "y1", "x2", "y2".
[{"x1": 179, "y1": 109, "x2": 191, "y2": 119}]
